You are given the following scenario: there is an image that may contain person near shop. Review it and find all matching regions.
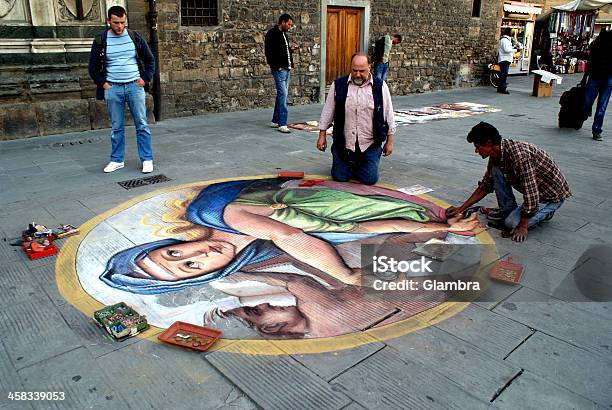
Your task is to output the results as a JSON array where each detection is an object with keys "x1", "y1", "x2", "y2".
[
  {"x1": 88, "y1": 6, "x2": 155, "y2": 174},
  {"x1": 582, "y1": 29, "x2": 612, "y2": 141},
  {"x1": 497, "y1": 28, "x2": 518, "y2": 95},
  {"x1": 372, "y1": 34, "x2": 402, "y2": 82},
  {"x1": 447, "y1": 122, "x2": 571, "y2": 243},
  {"x1": 316, "y1": 53, "x2": 396, "y2": 185},
  {"x1": 265, "y1": 14, "x2": 298, "y2": 134}
]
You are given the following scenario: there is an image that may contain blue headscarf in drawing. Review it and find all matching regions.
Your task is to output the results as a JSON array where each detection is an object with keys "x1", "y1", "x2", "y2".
[{"x1": 100, "y1": 238, "x2": 282, "y2": 295}]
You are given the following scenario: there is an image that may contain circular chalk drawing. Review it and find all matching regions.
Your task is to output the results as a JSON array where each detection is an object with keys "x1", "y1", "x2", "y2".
[{"x1": 57, "y1": 176, "x2": 497, "y2": 354}]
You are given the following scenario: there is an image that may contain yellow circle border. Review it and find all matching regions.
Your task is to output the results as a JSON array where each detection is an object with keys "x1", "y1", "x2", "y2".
[{"x1": 56, "y1": 175, "x2": 497, "y2": 355}]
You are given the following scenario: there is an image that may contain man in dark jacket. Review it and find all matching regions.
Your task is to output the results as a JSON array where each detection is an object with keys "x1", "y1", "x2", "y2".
[
  {"x1": 583, "y1": 29, "x2": 612, "y2": 141},
  {"x1": 88, "y1": 6, "x2": 156, "y2": 173},
  {"x1": 264, "y1": 14, "x2": 297, "y2": 134}
]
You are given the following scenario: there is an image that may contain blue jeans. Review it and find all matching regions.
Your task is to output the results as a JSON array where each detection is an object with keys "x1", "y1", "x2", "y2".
[
  {"x1": 271, "y1": 68, "x2": 290, "y2": 126},
  {"x1": 331, "y1": 143, "x2": 383, "y2": 185},
  {"x1": 105, "y1": 81, "x2": 152, "y2": 162},
  {"x1": 584, "y1": 76, "x2": 612, "y2": 134},
  {"x1": 492, "y1": 166, "x2": 564, "y2": 229},
  {"x1": 373, "y1": 62, "x2": 389, "y2": 82},
  {"x1": 497, "y1": 61, "x2": 510, "y2": 92}
]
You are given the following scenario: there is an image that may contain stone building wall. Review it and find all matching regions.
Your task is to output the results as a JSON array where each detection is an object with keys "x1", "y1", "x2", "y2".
[
  {"x1": 1, "y1": 0, "x2": 504, "y2": 139},
  {"x1": 0, "y1": 0, "x2": 154, "y2": 141},
  {"x1": 370, "y1": 0, "x2": 503, "y2": 95},
  {"x1": 125, "y1": 0, "x2": 503, "y2": 120},
  {"x1": 128, "y1": 0, "x2": 322, "y2": 119}
]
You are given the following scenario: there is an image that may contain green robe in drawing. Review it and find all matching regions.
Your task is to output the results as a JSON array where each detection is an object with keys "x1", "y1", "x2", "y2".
[{"x1": 233, "y1": 187, "x2": 431, "y2": 233}]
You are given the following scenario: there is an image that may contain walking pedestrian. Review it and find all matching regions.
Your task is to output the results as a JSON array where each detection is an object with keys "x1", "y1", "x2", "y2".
[
  {"x1": 582, "y1": 29, "x2": 612, "y2": 141},
  {"x1": 497, "y1": 27, "x2": 518, "y2": 95}
]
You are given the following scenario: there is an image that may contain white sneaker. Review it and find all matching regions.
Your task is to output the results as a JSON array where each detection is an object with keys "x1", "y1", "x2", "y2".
[
  {"x1": 278, "y1": 126, "x2": 291, "y2": 134},
  {"x1": 270, "y1": 122, "x2": 280, "y2": 128},
  {"x1": 142, "y1": 160, "x2": 153, "y2": 173},
  {"x1": 103, "y1": 161, "x2": 124, "y2": 173}
]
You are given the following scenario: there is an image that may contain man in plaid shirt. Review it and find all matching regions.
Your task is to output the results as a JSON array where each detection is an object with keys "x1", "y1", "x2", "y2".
[{"x1": 447, "y1": 122, "x2": 571, "y2": 242}]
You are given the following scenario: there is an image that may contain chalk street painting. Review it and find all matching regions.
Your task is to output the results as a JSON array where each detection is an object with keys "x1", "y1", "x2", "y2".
[
  {"x1": 71, "y1": 177, "x2": 488, "y2": 341},
  {"x1": 288, "y1": 102, "x2": 501, "y2": 132}
]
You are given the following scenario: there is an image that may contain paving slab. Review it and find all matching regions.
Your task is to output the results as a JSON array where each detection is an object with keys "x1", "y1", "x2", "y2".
[
  {"x1": 492, "y1": 370, "x2": 603, "y2": 410},
  {"x1": 206, "y1": 341, "x2": 351, "y2": 410},
  {"x1": 42, "y1": 199, "x2": 97, "y2": 226},
  {"x1": 505, "y1": 332, "x2": 612, "y2": 407},
  {"x1": 98, "y1": 338, "x2": 256, "y2": 409},
  {"x1": 0, "y1": 261, "x2": 42, "y2": 309},
  {"x1": 514, "y1": 259, "x2": 573, "y2": 298},
  {"x1": 332, "y1": 346, "x2": 487, "y2": 409},
  {"x1": 385, "y1": 326, "x2": 521, "y2": 402},
  {"x1": 291, "y1": 338, "x2": 386, "y2": 382},
  {"x1": 493, "y1": 287, "x2": 612, "y2": 359},
  {"x1": 0, "y1": 240, "x2": 25, "y2": 264},
  {"x1": 0, "y1": 296, "x2": 83, "y2": 370},
  {"x1": 433, "y1": 303, "x2": 533, "y2": 359},
  {"x1": 17, "y1": 347, "x2": 125, "y2": 410},
  {"x1": 0, "y1": 340, "x2": 26, "y2": 408}
]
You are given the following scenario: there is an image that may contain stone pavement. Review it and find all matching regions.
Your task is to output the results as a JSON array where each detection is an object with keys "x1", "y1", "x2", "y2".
[{"x1": 1, "y1": 73, "x2": 611, "y2": 409}]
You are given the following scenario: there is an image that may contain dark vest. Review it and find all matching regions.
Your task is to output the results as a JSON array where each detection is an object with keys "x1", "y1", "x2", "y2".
[{"x1": 332, "y1": 75, "x2": 389, "y2": 149}]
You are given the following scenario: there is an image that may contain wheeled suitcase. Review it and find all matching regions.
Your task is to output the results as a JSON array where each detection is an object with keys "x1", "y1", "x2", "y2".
[{"x1": 558, "y1": 84, "x2": 588, "y2": 129}]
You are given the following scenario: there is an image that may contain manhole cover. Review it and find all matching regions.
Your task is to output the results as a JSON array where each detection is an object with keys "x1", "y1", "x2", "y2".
[{"x1": 117, "y1": 174, "x2": 172, "y2": 190}]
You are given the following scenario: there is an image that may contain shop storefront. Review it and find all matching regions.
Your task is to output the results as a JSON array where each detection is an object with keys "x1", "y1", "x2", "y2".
[{"x1": 501, "y1": 1, "x2": 544, "y2": 74}]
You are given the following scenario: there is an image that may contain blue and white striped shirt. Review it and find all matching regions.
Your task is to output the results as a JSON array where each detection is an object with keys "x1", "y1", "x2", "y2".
[{"x1": 106, "y1": 30, "x2": 140, "y2": 83}]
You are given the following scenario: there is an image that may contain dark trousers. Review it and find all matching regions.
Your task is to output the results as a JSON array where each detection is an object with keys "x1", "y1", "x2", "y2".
[
  {"x1": 497, "y1": 61, "x2": 511, "y2": 92},
  {"x1": 331, "y1": 142, "x2": 383, "y2": 185}
]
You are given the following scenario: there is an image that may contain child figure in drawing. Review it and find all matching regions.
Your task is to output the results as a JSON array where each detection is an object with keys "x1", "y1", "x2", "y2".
[{"x1": 101, "y1": 178, "x2": 478, "y2": 295}]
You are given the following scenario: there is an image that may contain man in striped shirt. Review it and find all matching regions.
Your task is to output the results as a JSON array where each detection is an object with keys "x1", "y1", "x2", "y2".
[
  {"x1": 89, "y1": 6, "x2": 155, "y2": 174},
  {"x1": 447, "y1": 122, "x2": 571, "y2": 242}
]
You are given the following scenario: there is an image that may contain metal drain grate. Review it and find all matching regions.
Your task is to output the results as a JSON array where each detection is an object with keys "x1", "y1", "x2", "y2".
[
  {"x1": 51, "y1": 137, "x2": 103, "y2": 148},
  {"x1": 117, "y1": 174, "x2": 172, "y2": 190}
]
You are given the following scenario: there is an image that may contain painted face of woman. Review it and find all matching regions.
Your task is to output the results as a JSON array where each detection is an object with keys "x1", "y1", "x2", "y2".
[{"x1": 139, "y1": 240, "x2": 236, "y2": 280}]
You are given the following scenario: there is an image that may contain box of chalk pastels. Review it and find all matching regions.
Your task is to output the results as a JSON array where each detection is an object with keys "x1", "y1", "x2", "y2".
[{"x1": 93, "y1": 302, "x2": 149, "y2": 341}]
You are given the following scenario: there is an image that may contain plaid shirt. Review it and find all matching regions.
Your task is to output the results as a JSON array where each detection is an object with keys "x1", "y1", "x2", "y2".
[{"x1": 479, "y1": 139, "x2": 571, "y2": 218}]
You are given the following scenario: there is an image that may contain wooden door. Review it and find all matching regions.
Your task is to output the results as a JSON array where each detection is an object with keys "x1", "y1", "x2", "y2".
[{"x1": 326, "y1": 6, "x2": 363, "y2": 85}]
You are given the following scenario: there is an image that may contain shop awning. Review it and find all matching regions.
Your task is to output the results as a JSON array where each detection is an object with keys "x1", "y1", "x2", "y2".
[
  {"x1": 503, "y1": 3, "x2": 543, "y2": 14},
  {"x1": 552, "y1": 0, "x2": 612, "y2": 12}
]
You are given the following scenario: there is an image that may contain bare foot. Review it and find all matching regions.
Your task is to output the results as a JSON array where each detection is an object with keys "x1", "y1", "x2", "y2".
[
  {"x1": 447, "y1": 212, "x2": 477, "y2": 225},
  {"x1": 448, "y1": 213, "x2": 479, "y2": 232}
]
